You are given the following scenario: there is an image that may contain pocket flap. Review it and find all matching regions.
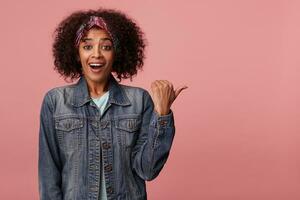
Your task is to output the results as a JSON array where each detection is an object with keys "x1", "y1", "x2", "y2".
[
  {"x1": 55, "y1": 118, "x2": 83, "y2": 131},
  {"x1": 116, "y1": 117, "x2": 141, "y2": 132}
]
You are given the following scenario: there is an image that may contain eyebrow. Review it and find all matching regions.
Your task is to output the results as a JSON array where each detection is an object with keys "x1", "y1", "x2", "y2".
[{"x1": 82, "y1": 38, "x2": 112, "y2": 43}]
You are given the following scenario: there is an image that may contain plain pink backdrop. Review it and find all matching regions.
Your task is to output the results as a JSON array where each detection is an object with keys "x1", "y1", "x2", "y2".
[{"x1": 1, "y1": 0, "x2": 300, "y2": 199}]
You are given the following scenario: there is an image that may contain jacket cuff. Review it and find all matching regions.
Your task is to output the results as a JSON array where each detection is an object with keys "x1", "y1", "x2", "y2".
[{"x1": 150, "y1": 109, "x2": 174, "y2": 128}]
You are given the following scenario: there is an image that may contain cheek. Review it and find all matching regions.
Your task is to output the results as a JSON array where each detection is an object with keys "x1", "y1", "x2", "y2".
[
  {"x1": 79, "y1": 54, "x2": 89, "y2": 64},
  {"x1": 101, "y1": 54, "x2": 114, "y2": 64},
  {"x1": 78, "y1": 55, "x2": 88, "y2": 69},
  {"x1": 78, "y1": 48, "x2": 89, "y2": 60},
  {"x1": 106, "y1": 52, "x2": 115, "y2": 63}
]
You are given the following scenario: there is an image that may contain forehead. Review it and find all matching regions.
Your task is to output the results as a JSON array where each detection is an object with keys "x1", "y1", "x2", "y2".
[{"x1": 82, "y1": 27, "x2": 112, "y2": 42}]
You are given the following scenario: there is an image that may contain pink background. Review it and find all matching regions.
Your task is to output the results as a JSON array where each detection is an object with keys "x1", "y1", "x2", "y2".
[{"x1": 1, "y1": 0, "x2": 300, "y2": 199}]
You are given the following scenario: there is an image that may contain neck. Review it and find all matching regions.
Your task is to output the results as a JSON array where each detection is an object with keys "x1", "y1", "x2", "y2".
[{"x1": 85, "y1": 76, "x2": 110, "y2": 98}]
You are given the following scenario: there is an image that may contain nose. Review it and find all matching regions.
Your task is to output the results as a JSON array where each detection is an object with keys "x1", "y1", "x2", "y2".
[{"x1": 92, "y1": 45, "x2": 103, "y2": 58}]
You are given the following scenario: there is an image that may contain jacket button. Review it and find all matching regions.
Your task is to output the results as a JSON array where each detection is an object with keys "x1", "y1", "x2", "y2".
[
  {"x1": 102, "y1": 142, "x2": 111, "y2": 149},
  {"x1": 159, "y1": 120, "x2": 167, "y2": 126},
  {"x1": 104, "y1": 164, "x2": 112, "y2": 172},
  {"x1": 107, "y1": 186, "x2": 114, "y2": 194}
]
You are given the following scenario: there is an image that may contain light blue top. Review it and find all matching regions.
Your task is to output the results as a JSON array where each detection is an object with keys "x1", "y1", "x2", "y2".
[{"x1": 91, "y1": 91, "x2": 109, "y2": 200}]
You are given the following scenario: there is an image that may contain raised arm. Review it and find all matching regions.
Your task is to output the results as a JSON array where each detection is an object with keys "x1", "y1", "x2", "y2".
[{"x1": 131, "y1": 90, "x2": 176, "y2": 180}]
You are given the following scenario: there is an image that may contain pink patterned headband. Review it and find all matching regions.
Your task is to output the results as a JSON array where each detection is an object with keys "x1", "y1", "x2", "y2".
[{"x1": 74, "y1": 16, "x2": 114, "y2": 48}]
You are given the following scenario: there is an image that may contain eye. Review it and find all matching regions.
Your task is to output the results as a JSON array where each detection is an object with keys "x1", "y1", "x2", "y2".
[
  {"x1": 101, "y1": 45, "x2": 112, "y2": 51},
  {"x1": 83, "y1": 45, "x2": 92, "y2": 50}
]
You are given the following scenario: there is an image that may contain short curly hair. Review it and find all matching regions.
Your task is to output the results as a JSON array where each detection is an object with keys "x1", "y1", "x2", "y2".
[{"x1": 52, "y1": 8, "x2": 146, "y2": 82}]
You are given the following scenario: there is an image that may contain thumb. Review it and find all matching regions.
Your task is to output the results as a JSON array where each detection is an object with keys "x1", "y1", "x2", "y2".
[{"x1": 174, "y1": 85, "x2": 188, "y2": 99}]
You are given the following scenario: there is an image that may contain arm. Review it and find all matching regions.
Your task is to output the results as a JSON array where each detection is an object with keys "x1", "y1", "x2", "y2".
[
  {"x1": 131, "y1": 90, "x2": 175, "y2": 181},
  {"x1": 38, "y1": 92, "x2": 63, "y2": 200}
]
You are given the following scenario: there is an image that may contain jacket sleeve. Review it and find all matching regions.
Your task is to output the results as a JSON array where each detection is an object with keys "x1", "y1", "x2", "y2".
[
  {"x1": 131, "y1": 90, "x2": 176, "y2": 181},
  {"x1": 38, "y1": 92, "x2": 63, "y2": 200}
]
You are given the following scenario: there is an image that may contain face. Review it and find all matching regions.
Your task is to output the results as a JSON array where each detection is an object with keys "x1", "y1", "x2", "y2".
[{"x1": 78, "y1": 27, "x2": 114, "y2": 85}]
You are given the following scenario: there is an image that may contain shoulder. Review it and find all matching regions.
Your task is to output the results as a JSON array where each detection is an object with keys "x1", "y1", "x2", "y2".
[
  {"x1": 119, "y1": 84, "x2": 153, "y2": 108},
  {"x1": 119, "y1": 84, "x2": 150, "y2": 99},
  {"x1": 42, "y1": 83, "x2": 77, "y2": 105},
  {"x1": 46, "y1": 83, "x2": 77, "y2": 95}
]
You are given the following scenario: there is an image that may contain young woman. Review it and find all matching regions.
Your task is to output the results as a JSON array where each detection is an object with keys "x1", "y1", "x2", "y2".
[{"x1": 38, "y1": 8, "x2": 187, "y2": 200}]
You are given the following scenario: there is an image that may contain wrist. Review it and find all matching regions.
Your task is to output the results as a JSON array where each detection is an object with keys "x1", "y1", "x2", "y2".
[{"x1": 155, "y1": 108, "x2": 170, "y2": 116}]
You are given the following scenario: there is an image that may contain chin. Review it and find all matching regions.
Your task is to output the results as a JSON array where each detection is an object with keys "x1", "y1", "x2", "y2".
[{"x1": 89, "y1": 74, "x2": 108, "y2": 83}]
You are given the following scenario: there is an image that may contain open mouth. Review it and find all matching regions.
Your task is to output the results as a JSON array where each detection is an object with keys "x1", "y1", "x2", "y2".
[
  {"x1": 88, "y1": 63, "x2": 105, "y2": 73},
  {"x1": 89, "y1": 63, "x2": 104, "y2": 69}
]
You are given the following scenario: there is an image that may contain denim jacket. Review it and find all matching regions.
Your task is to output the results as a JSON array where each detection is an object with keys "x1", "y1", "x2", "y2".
[{"x1": 38, "y1": 74, "x2": 176, "y2": 200}]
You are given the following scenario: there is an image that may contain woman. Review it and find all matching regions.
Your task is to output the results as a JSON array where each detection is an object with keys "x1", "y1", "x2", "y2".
[{"x1": 39, "y1": 8, "x2": 187, "y2": 200}]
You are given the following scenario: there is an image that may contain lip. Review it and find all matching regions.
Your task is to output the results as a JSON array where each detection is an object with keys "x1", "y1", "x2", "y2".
[
  {"x1": 88, "y1": 61, "x2": 106, "y2": 65},
  {"x1": 88, "y1": 62, "x2": 105, "y2": 73},
  {"x1": 89, "y1": 65, "x2": 103, "y2": 73}
]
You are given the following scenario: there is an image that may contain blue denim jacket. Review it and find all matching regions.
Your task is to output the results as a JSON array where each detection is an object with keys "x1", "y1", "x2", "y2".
[{"x1": 38, "y1": 74, "x2": 176, "y2": 200}]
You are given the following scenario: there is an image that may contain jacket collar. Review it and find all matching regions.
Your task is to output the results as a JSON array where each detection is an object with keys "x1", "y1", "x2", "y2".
[{"x1": 70, "y1": 74, "x2": 131, "y2": 107}]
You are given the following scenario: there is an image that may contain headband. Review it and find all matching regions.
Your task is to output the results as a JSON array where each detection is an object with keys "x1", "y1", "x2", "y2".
[{"x1": 74, "y1": 16, "x2": 114, "y2": 48}]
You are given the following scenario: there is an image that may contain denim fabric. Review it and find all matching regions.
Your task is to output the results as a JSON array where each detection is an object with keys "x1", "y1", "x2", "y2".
[
  {"x1": 91, "y1": 92, "x2": 109, "y2": 200},
  {"x1": 38, "y1": 74, "x2": 176, "y2": 200}
]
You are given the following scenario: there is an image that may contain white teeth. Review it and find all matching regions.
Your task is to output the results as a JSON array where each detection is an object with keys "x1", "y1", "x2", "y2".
[{"x1": 89, "y1": 63, "x2": 102, "y2": 66}]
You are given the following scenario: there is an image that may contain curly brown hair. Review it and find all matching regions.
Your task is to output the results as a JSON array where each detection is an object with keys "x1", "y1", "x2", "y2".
[{"x1": 52, "y1": 8, "x2": 146, "y2": 82}]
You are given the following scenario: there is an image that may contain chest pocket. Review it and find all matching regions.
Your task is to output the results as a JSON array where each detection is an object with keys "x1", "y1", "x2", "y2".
[
  {"x1": 115, "y1": 115, "x2": 142, "y2": 148},
  {"x1": 55, "y1": 117, "x2": 84, "y2": 152}
]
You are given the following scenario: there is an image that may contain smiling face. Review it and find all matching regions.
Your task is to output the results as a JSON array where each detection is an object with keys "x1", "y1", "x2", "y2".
[{"x1": 78, "y1": 27, "x2": 115, "y2": 85}]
